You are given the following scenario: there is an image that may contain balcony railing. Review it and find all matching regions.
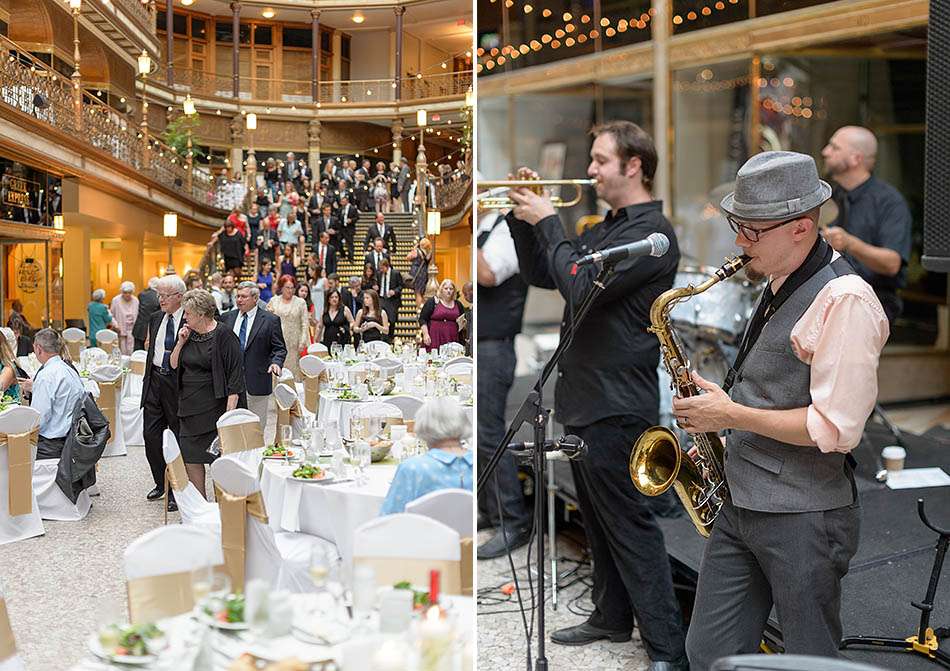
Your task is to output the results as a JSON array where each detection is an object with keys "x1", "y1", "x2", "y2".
[
  {"x1": 0, "y1": 35, "x2": 220, "y2": 210},
  {"x1": 113, "y1": 0, "x2": 153, "y2": 31},
  {"x1": 432, "y1": 161, "x2": 472, "y2": 212},
  {"x1": 168, "y1": 68, "x2": 472, "y2": 105}
]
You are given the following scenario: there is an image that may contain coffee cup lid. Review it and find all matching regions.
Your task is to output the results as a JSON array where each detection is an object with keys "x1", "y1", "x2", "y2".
[{"x1": 881, "y1": 445, "x2": 906, "y2": 459}]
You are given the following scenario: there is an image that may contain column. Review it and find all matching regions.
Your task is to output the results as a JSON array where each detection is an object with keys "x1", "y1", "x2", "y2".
[
  {"x1": 229, "y1": 115, "x2": 244, "y2": 180},
  {"x1": 391, "y1": 121, "x2": 403, "y2": 164},
  {"x1": 651, "y1": 0, "x2": 671, "y2": 216},
  {"x1": 231, "y1": 2, "x2": 240, "y2": 99},
  {"x1": 394, "y1": 7, "x2": 405, "y2": 100},
  {"x1": 311, "y1": 10, "x2": 321, "y2": 103},
  {"x1": 120, "y1": 231, "x2": 145, "y2": 291},
  {"x1": 166, "y1": 0, "x2": 174, "y2": 85},
  {"x1": 61, "y1": 199, "x2": 90, "y2": 324},
  {"x1": 331, "y1": 32, "x2": 342, "y2": 101},
  {"x1": 308, "y1": 119, "x2": 322, "y2": 178}
]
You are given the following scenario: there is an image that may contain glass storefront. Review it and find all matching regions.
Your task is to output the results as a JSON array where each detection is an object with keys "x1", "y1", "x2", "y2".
[{"x1": 0, "y1": 157, "x2": 62, "y2": 228}]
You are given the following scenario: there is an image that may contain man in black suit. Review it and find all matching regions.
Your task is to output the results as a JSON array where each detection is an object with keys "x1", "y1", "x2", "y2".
[
  {"x1": 377, "y1": 257, "x2": 403, "y2": 339},
  {"x1": 221, "y1": 281, "x2": 287, "y2": 431},
  {"x1": 140, "y1": 274, "x2": 186, "y2": 511},
  {"x1": 312, "y1": 230, "x2": 338, "y2": 276},
  {"x1": 363, "y1": 237, "x2": 389, "y2": 274},
  {"x1": 332, "y1": 178, "x2": 354, "y2": 213},
  {"x1": 308, "y1": 185, "x2": 328, "y2": 220},
  {"x1": 132, "y1": 277, "x2": 161, "y2": 351},
  {"x1": 353, "y1": 172, "x2": 371, "y2": 212},
  {"x1": 314, "y1": 204, "x2": 340, "y2": 250},
  {"x1": 338, "y1": 195, "x2": 359, "y2": 262},
  {"x1": 364, "y1": 212, "x2": 397, "y2": 252}
]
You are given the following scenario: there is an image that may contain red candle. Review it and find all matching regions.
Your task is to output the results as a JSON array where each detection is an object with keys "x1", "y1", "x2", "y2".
[{"x1": 429, "y1": 569, "x2": 440, "y2": 606}]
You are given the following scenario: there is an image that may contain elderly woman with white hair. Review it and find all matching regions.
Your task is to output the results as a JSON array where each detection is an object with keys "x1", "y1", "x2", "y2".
[
  {"x1": 87, "y1": 288, "x2": 117, "y2": 347},
  {"x1": 378, "y1": 397, "x2": 473, "y2": 515},
  {"x1": 110, "y1": 281, "x2": 139, "y2": 355}
]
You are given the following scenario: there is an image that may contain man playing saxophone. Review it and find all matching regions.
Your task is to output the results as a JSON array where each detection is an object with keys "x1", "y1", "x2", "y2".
[
  {"x1": 507, "y1": 120, "x2": 688, "y2": 671},
  {"x1": 673, "y1": 152, "x2": 889, "y2": 669}
]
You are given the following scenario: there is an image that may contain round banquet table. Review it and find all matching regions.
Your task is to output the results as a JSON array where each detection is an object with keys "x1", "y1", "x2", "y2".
[{"x1": 317, "y1": 390, "x2": 473, "y2": 440}]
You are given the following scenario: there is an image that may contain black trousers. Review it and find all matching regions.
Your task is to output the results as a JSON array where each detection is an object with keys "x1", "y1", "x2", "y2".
[
  {"x1": 133, "y1": 338, "x2": 146, "y2": 352},
  {"x1": 476, "y1": 338, "x2": 530, "y2": 529},
  {"x1": 37, "y1": 435, "x2": 66, "y2": 460},
  {"x1": 143, "y1": 370, "x2": 179, "y2": 489},
  {"x1": 566, "y1": 416, "x2": 687, "y2": 663},
  {"x1": 341, "y1": 227, "x2": 355, "y2": 261}
]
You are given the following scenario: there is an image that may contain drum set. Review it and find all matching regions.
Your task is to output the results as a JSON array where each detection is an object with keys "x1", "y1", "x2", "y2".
[{"x1": 657, "y1": 264, "x2": 762, "y2": 434}]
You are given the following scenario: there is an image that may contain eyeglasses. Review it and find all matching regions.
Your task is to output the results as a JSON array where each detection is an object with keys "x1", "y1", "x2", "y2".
[
  {"x1": 727, "y1": 214, "x2": 801, "y2": 242},
  {"x1": 157, "y1": 292, "x2": 182, "y2": 300}
]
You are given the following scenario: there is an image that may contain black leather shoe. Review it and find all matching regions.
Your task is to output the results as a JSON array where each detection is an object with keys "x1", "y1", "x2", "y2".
[
  {"x1": 166, "y1": 497, "x2": 178, "y2": 513},
  {"x1": 477, "y1": 526, "x2": 532, "y2": 560},
  {"x1": 648, "y1": 659, "x2": 689, "y2": 671},
  {"x1": 550, "y1": 622, "x2": 631, "y2": 646},
  {"x1": 146, "y1": 487, "x2": 164, "y2": 501}
]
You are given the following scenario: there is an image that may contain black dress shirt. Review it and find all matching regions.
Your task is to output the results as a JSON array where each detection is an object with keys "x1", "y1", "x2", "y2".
[{"x1": 508, "y1": 201, "x2": 680, "y2": 427}]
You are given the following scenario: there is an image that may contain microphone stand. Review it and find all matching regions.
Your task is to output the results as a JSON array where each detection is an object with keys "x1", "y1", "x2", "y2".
[{"x1": 478, "y1": 259, "x2": 620, "y2": 671}]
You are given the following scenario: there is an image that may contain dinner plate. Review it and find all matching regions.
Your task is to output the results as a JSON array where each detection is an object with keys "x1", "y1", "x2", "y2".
[
  {"x1": 87, "y1": 634, "x2": 159, "y2": 665},
  {"x1": 262, "y1": 452, "x2": 296, "y2": 460},
  {"x1": 290, "y1": 470, "x2": 335, "y2": 484},
  {"x1": 195, "y1": 608, "x2": 249, "y2": 630}
]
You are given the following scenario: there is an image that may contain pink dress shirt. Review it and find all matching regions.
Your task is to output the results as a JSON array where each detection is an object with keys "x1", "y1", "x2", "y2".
[{"x1": 770, "y1": 260, "x2": 889, "y2": 454}]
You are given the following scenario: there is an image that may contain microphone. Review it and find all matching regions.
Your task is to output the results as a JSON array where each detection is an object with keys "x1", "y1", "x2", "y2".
[
  {"x1": 575, "y1": 232, "x2": 670, "y2": 267},
  {"x1": 507, "y1": 435, "x2": 587, "y2": 461}
]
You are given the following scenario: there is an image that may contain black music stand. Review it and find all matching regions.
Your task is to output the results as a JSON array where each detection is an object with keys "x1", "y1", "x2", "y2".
[{"x1": 839, "y1": 498, "x2": 950, "y2": 668}]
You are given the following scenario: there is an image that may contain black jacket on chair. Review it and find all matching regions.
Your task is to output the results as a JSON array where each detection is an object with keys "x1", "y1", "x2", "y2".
[
  {"x1": 220, "y1": 308, "x2": 287, "y2": 397},
  {"x1": 56, "y1": 393, "x2": 109, "y2": 503}
]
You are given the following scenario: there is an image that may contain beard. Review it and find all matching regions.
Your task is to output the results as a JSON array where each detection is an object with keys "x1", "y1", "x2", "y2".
[{"x1": 744, "y1": 265, "x2": 766, "y2": 283}]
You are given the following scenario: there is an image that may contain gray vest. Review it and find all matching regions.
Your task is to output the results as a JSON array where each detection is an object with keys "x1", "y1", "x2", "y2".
[{"x1": 725, "y1": 259, "x2": 855, "y2": 513}]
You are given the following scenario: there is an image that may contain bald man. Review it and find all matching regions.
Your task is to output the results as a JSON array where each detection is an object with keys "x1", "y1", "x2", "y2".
[{"x1": 821, "y1": 126, "x2": 912, "y2": 323}]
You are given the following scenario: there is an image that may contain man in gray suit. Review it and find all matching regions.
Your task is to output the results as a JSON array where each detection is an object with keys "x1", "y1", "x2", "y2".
[
  {"x1": 672, "y1": 152, "x2": 889, "y2": 669},
  {"x1": 397, "y1": 157, "x2": 411, "y2": 212}
]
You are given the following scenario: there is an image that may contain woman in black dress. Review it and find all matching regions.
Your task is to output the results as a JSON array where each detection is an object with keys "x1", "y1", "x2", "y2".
[
  {"x1": 361, "y1": 262, "x2": 378, "y2": 292},
  {"x1": 170, "y1": 289, "x2": 245, "y2": 498},
  {"x1": 354, "y1": 289, "x2": 389, "y2": 343},
  {"x1": 319, "y1": 288, "x2": 354, "y2": 347}
]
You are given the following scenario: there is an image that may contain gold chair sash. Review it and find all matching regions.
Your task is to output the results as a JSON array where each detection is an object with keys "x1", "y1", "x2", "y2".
[
  {"x1": 460, "y1": 538, "x2": 473, "y2": 596},
  {"x1": 162, "y1": 454, "x2": 190, "y2": 525},
  {"x1": 99, "y1": 340, "x2": 114, "y2": 355},
  {"x1": 127, "y1": 570, "x2": 194, "y2": 625},
  {"x1": 274, "y1": 397, "x2": 302, "y2": 446},
  {"x1": 0, "y1": 428, "x2": 38, "y2": 517},
  {"x1": 301, "y1": 371, "x2": 325, "y2": 415},
  {"x1": 0, "y1": 597, "x2": 16, "y2": 661},
  {"x1": 217, "y1": 422, "x2": 265, "y2": 455},
  {"x1": 130, "y1": 360, "x2": 146, "y2": 375},
  {"x1": 65, "y1": 340, "x2": 83, "y2": 363},
  {"x1": 97, "y1": 378, "x2": 119, "y2": 446},
  {"x1": 315, "y1": 350, "x2": 329, "y2": 359},
  {"x1": 353, "y1": 557, "x2": 462, "y2": 595},
  {"x1": 450, "y1": 373, "x2": 472, "y2": 386},
  {"x1": 213, "y1": 485, "x2": 269, "y2": 591}
]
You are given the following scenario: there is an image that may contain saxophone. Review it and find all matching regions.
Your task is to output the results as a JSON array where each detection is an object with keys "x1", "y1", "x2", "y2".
[{"x1": 628, "y1": 254, "x2": 750, "y2": 538}]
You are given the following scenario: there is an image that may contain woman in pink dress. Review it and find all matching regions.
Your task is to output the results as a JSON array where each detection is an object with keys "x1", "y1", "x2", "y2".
[
  {"x1": 418, "y1": 279, "x2": 464, "y2": 352},
  {"x1": 109, "y1": 281, "x2": 139, "y2": 355}
]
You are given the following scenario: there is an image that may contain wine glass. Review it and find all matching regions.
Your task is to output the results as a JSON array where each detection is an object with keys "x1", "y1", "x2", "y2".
[
  {"x1": 309, "y1": 545, "x2": 332, "y2": 611},
  {"x1": 351, "y1": 565, "x2": 377, "y2": 633},
  {"x1": 356, "y1": 442, "x2": 372, "y2": 484},
  {"x1": 331, "y1": 342, "x2": 342, "y2": 361},
  {"x1": 191, "y1": 565, "x2": 214, "y2": 606}
]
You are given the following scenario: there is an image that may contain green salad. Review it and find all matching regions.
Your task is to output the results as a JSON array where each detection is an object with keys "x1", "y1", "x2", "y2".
[
  {"x1": 97, "y1": 623, "x2": 163, "y2": 657},
  {"x1": 263, "y1": 444, "x2": 294, "y2": 458},
  {"x1": 394, "y1": 581, "x2": 431, "y2": 610},
  {"x1": 203, "y1": 593, "x2": 245, "y2": 623},
  {"x1": 292, "y1": 463, "x2": 326, "y2": 479},
  {"x1": 337, "y1": 389, "x2": 360, "y2": 400}
]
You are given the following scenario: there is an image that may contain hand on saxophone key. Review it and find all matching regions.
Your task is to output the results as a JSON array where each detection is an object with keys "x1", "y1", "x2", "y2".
[{"x1": 671, "y1": 370, "x2": 737, "y2": 434}]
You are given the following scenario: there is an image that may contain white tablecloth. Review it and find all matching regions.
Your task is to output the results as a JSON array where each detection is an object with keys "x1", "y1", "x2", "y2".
[
  {"x1": 70, "y1": 593, "x2": 473, "y2": 670},
  {"x1": 317, "y1": 391, "x2": 472, "y2": 440},
  {"x1": 260, "y1": 460, "x2": 396, "y2": 565}
]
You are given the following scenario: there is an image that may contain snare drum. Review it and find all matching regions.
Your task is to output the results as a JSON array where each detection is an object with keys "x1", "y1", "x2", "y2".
[{"x1": 669, "y1": 266, "x2": 759, "y2": 344}]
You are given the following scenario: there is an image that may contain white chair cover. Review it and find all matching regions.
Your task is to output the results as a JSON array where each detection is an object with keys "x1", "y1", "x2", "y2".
[
  {"x1": 95, "y1": 329, "x2": 118, "y2": 353},
  {"x1": 121, "y1": 351, "x2": 145, "y2": 446},
  {"x1": 0, "y1": 578, "x2": 26, "y2": 671},
  {"x1": 90, "y1": 365, "x2": 126, "y2": 457},
  {"x1": 371, "y1": 357, "x2": 403, "y2": 376},
  {"x1": 444, "y1": 356, "x2": 473, "y2": 368},
  {"x1": 444, "y1": 362, "x2": 473, "y2": 379},
  {"x1": 307, "y1": 343, "x2": 329, "y2": 355},
  {"x1": 162, "y1": 430, "x2": 219, "y2": 531},
  {"x1": 352, "y1": 514, "x2": 461, "y2": 593},
  {"x1": 297, "y1": 355, "x2": 327, "y2": 418},
  {"x1": 405, "y1": 489, "x2": 474, "y2": 538},
  {"x1": 209, "y1": 455, "x2": 322, "y2": 593},
  {"x1": 34, "y1": 388, "x2": 94, "y2": 523},
  {"x1": 364, "y1": 341, "x2": 392, "y2": 358},
  {"x1": 123, "y1": 526, "x2": 222, "y2": 622},
  {"x1": 273, "y1": 384, "x2": 306, "y2": 439},
  {"x1": 215, "y1": 409, "x2": 265, "y2": 471},
  {"x1": 0, "y1": 407, "x2": 44, "y2": 546},
  {"x1": 278, "y1": 368, "x2": 294, "y2": 385},
  {"x1": 382, "y1": 395, "x2": 425, "y2": 421}
]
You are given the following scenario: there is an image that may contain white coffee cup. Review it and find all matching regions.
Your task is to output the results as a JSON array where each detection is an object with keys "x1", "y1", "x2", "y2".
[{"x1": 881, "y1": 445, "x2": 906, "y2": 472}]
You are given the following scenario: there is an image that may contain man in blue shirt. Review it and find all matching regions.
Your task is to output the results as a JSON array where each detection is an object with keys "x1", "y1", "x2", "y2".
[
  {"x1": 20, "y1": 328, "x2": 87, "y2": 459},
  {"x1": 822, "y1": 125, "x2": 913, "y2": 323}
]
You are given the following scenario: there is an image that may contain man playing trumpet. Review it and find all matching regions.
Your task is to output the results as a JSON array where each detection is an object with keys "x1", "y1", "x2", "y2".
[
  {"x1": 674, "y1": 152, "x2": 889, "y2": 669},
  {"x1": 506, "y1": 121, "x2": 688, "y2": 671}
]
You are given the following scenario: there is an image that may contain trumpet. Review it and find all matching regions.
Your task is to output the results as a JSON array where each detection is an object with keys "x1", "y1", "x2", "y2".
[{"x1": 477, "y1": 179, "x2": 596, "y2": 209}]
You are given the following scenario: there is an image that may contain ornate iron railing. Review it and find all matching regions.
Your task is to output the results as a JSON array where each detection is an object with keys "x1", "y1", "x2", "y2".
[
  {"x1": 0, "y1": 35, "x2": 220, "y2": 210},
  {"x1": 114, "y1": 0, "x2": 153, "y2": 31},
  {"x1": 433, "y1": 160, "x2": 472, "y2": 211}
]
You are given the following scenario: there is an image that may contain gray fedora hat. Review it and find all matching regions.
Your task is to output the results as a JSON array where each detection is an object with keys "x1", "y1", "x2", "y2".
[{"x1": 720, "y1": 151, "x2": 831, "y2": 221}]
